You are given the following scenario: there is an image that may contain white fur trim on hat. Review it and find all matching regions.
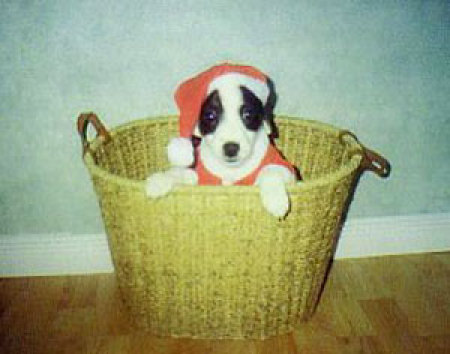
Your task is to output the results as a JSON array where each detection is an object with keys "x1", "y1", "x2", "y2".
[
  {"x1": 207, "y1": 73, "x2": 269, "y2": 104},
  {"x1": 167, "y1": 137, "x2": 194, "y2": 167}
]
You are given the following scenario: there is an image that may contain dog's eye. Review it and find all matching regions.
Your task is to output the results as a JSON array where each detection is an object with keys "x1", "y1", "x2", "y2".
[
  {"x1": 203, "y1": 110, "x2": 218, "y2": 121},
  {"x1": 199, "y1": 108, "x2": 220, "y2": 135},
  {"x1": 241, "y1": 105, "x2": 263, "y2": 131},
  {"x1": 242, "y1": 106, "x2": 262, "y2": 123},
  {"x1": 242, "y1": 107, "x2": 256, "y2": 120}
]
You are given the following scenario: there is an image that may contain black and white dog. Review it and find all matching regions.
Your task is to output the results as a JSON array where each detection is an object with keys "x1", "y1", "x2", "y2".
[{"x1": 146, "y1": 66, "x2": 297, "y2": 217}]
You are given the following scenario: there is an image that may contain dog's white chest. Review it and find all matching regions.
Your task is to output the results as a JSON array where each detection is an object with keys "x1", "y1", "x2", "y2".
[{"x1": 221, "y1": 178, "x2": 235, "y2": 186}]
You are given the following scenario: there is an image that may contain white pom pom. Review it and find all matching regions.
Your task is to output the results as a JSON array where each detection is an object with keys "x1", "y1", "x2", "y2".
[{"x1": 167, "y1": 137, "x2": 194, "y2": 167}]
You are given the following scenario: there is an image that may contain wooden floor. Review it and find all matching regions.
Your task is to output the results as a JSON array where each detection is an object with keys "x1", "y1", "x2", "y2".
[{"x1": 1, "y1": 253, "x2": 449, "y2": 354}]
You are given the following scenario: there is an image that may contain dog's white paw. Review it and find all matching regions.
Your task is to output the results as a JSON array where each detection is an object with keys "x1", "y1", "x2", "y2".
[
  {"x1": 145, "y1": 172, "x2": 174, "y2": 198},
  {"x1": 256, "y1": 165, "x2": 294, "y2": 218},
  {"x1": 260, "y1": 187, "x2": 290, "y2": 218}
]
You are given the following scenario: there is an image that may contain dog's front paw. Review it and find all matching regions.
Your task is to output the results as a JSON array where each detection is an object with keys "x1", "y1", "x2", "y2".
[
  {"x1": 260, "y1": 187, "x2": 290, "y2": 218},
  {"x1": 256, "y1": 166, "x2": 294, "y2": 218},
  {"x1": 145, "y1": 172, "x2": 174, "y2": 198}
]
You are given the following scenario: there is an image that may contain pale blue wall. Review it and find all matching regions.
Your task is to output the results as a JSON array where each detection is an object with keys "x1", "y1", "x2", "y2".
[{"x1": 1, "y1": 1, "x2": 449, "y2": 234}]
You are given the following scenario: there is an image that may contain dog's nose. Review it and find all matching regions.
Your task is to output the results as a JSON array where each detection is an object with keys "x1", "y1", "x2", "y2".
[{"x1": 223, "y1": 142, "x2": 240, "y2": 158}]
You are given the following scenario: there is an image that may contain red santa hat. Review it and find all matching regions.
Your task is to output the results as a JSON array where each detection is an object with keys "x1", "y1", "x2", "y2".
[{"x1": 168, "y1": 63, "x2": 270, "y2": 167}]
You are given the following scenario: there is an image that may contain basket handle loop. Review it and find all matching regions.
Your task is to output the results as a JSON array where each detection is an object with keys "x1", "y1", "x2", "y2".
[
  {"x1": 339, "y1": 130, "x2": 391, "y2": 178},
  {"x1": 77, "y1": 112, "x2": 111, "y2": 157}
]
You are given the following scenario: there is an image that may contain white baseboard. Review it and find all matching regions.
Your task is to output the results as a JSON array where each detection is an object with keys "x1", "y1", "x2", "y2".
[
  {"x1": 0, "y1": 233, "x2": 114, "y2": 277},
  {"x1": 1, "y1": 213, "x2": 449, "y2": 277},
  {"x1": 334, "y1": 212, "x2": 450, "y2": 259}
]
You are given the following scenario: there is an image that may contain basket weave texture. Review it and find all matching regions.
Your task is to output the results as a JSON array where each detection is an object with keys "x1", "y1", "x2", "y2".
[{"x1": 83, "y1": 116, "x2": 363, "y2": 339}]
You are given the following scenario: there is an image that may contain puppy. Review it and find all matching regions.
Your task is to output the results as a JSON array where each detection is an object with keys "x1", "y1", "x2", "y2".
[{"x1": 146, "y1": 65, "x2": 298, "y2": 217}]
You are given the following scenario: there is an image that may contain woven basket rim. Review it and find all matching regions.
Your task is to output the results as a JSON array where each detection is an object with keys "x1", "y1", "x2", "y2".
[{"x1": 83, "y1": 115, "x2": 362, "y2": 193}]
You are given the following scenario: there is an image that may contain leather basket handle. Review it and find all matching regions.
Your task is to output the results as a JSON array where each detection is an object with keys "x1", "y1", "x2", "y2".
[
  {"x1": 77, "y1": 112, "x2": 111, "y2": 157},
  {"x1": 339, "y1": 130, "x2": 391, "y2": 178}
]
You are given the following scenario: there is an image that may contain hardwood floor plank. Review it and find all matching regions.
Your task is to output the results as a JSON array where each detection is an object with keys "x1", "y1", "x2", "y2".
[{"x1": 359, "y1": 298, "x2": 427, "y2": 354}]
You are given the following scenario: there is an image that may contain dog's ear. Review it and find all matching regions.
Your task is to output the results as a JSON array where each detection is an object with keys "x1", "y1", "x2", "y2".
[{"x1": 264, "y1": 78, "x2": 278, "y2": 138}]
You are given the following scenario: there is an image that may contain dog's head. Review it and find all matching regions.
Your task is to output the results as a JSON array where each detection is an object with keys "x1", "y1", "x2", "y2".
[{"x1": 194, "y1": 73, "x2": 277, "y2": 167}]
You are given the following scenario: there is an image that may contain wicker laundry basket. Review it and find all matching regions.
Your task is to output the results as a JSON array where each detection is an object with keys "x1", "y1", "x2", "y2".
[{"x1": 77, "y1": 113, "x2": 390, "y2": 339}]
